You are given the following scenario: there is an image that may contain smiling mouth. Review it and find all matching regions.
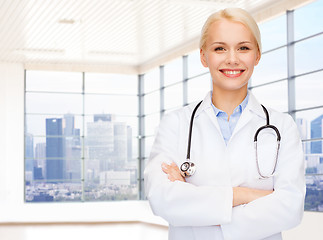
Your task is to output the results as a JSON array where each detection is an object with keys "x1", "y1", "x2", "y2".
[{"x1": 220, "y1": 69, "x2": 245, "y2": 77}]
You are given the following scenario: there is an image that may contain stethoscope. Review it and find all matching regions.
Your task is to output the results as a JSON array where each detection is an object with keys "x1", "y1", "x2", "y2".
[{"x1": 180, "y1": 101, "x2": 281, "y2": 179}]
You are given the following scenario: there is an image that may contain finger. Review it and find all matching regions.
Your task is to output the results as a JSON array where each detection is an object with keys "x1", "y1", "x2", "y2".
[
  {"x1": 170, "y1": 162, "x2": 177, "y2": 167},
  {"x1": 167, "y1": 174, "x2": 174, "y2": 181},
  {"x1": 161, "y1": 162, "x2": 171, "y2": 174}
]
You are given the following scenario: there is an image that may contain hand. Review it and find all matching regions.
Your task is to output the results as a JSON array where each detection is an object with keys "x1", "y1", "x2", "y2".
[{"x1": 161, "y1": 162, "x2": 186, "y2": 182}]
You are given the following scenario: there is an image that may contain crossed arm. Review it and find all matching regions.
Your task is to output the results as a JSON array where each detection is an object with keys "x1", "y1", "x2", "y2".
[{"x1": 162, "y1": 162, "x2": 273, "y2": 207}]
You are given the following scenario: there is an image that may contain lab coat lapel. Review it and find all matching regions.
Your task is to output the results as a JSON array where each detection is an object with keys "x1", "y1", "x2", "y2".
[
  {"x1": 231, "y1": 91, "x2": 266, "y2": 139},
  {"x1": 196, "y1": 91, "x2": 222, "y2": 134}
]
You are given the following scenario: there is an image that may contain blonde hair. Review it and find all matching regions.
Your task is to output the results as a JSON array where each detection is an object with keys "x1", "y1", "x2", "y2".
[{"x1": 199, "y1": 8, "x2": 262, "y2": 54}]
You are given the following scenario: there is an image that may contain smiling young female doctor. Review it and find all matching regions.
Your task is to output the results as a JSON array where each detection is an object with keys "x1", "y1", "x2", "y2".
[{"x1": 144, "y1": 8, "x2": 305, "y2": 240}]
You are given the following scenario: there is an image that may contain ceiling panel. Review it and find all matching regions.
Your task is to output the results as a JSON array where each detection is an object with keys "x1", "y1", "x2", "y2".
[{"x1": 0, "y1": 0, "x2": 314, "y2": 74}]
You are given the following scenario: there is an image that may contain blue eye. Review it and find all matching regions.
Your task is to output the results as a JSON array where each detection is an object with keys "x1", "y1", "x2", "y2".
[
  {"x1": 240, "y1": 46, "x2": 250, "y2": 50},
  {"x1": 215, "y1": 47, "x2": 225, "y2": 51}
]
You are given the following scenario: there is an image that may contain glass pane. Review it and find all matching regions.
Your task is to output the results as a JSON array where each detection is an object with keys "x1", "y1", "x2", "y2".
[
  {"x1": 144, "y1": 67, "x2": 160, "y2": 93},
  {"x1": 84, "y1": 151, "x2": 138, "y2": 201},
  {"x1": 85, "y1": 73, "x2": 137, "y2": 95},
  {"x1": 84, "y1": 115, "x2": 138, "y2": 137},
  {"x1": 131, "y1": 137, "x2": 139, "y2": 159},
  {"x1": 26, "y1": 92, "x2": 83, "y2": 114},
  {"x1": 305, "y1": 175, "x2": 323, "y2": 211},
  {"x1": 84, "y1": 124, "x2": 134, "y2": 169},
  {"x1": 187, "y1": 73, "x2": 211, "y2": 104},
  {"x1": 26, "y1": 70, "x2": 83, "y2": 93},
  {"x1": 251, "y1": 47, "x2": 287, "y2": 86},
  {"x1": 259, "y1": 14, "x2": 287, "y2": 52},
  {"x1": 304, "y1": 139, "x2": 323, "y2": 163},
  {"x1": 25, "y1": 181, "x2": 82, "y2": 202},
  {"x1": 296, "y1": 107, "x2": 323, "y2": 141},
  {"x1": 295, "y1": 35, "x2": 323, "y2": 75},
  {"x1": 145, "y1": 136, "x2": 156, "y2": 158},
  {"x1": 83, "y1": 177, "x2": 138, "y2": 201},
  {"x1": 295, "y1": 71, "x2": 323, "y2": 110},
  {"x1": 84, "y1": 120, "x2": 135, "y2": 164},
  {"x1": 164, "y1": 57, "x2": 183, "y2": 86},
  {"x1": 251, "y1": 81, "x2": 288, "y2": 112},
  {"x1": 144, "y1": 91, "x2": 160, "y2": 115},
  {"x1": 25, "y1": 114, "x2": 83, "y2": 136},
  {"x1": 85, "y1": 94, "x2": 138, "y2": 116},
  {"x1": 25, "y1": 132, "x2": 82, "y2": 183},
  {"x1": 83, "y1": 114, "x2": 139, "y2": 201},
  {"x1": 295, "y1": 0, "x2": 323, "y2": 40},
  {"x1": 164, "y1": 83, "x2": 183, "y2": 110},
  {"x1": 187, "y1": 50, "x2": 208, "y2": 78},
  {"x1": 144, "y1": 113, "x2": 160, "y2": 136},
  {"x1": 26, "y1": 136, "x2": 82, "y2": 161}
]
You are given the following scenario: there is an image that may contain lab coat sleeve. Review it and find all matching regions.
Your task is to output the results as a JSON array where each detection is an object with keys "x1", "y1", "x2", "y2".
[
  {"x1": 221, "y1": 114, "x2": 306, "y2": 240},
  {"x1": 144, "y1": 111, "x2": 233, "y2": 227}
]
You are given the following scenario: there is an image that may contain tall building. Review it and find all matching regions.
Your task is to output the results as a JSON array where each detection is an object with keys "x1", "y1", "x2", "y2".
[
  {"x1": 25, "y1": 133, "x2": 34, "y2": 183},
  {"x1": 64, "y1": 113, "x2": 75, "y2": 136},
  {"x1": 94, "y1": 114, "x2": 115, "y2": 122},
  {"x1": 296, "y1": 118, "x2": 309, "y2": 155},
  {"x1": 113, "y1": 122, "x2": 127, "y2": 170},
  {"x1": 35, "y1": 142, "x2": 46, "y2": 179},
  {"x1": 311, "y1": 115, "x2": 323, "y2": 154},
  {"x1": 127, "y1": 126, "x2": 132, "y2": 162},
  {"x1": 46, "y1": 118, "x2": 65, "y2": 182},
  {"x1": 86, "y1": 119, "x2": 114, "y2": 176},
  {"x1": 64, "y1": 114, "x2": 81, "y2": 181},
  {"x1": 85, "y1": 114, "x2": 133, "y2": 178}
]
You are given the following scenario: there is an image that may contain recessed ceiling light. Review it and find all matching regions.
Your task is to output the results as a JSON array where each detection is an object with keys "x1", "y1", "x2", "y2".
[{"x1": 58, "y1": 19, "x2": 75, "y2": 24}]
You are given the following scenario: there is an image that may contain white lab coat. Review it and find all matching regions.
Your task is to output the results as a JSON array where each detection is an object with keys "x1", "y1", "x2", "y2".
[{"x1": 144, "y1": 91, "x2": 305, "y2": 240}]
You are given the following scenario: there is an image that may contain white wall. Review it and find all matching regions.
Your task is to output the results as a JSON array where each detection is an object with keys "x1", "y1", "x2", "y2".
[
  {"x1": 0, "y1": 62, "x2": 25, "y2": 205},
  {"x1": 283, "y1": 211, "x2": 323, "y2": 240},
  {"x1": 0, "y1": 63, "x2": 322, "y2": 240}
]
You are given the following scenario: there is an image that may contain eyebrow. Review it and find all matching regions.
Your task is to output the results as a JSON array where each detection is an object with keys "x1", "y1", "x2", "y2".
[
  {"x1": 210, "y1": 41, "x2": 252, "y2": 45},
  {"x1": 210, "y1": 42, "x2": 225, "y2": 45}
]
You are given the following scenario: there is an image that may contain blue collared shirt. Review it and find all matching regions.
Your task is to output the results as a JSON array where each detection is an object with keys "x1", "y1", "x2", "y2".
[{"x1": 211, "y1": 94, "x2": 249, "y2": 145}]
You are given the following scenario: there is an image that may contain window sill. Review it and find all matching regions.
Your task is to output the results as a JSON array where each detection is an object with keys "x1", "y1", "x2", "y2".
[{"x1": 0, "y1": 200, "x2": 167, "y2": 226}]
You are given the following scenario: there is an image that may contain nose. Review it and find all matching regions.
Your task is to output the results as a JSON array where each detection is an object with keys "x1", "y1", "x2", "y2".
[{"x1": 225, "y1": 50, "x2": 239, "y2": 65}]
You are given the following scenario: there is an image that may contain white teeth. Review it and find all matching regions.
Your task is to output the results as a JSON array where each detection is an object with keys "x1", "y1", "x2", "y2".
[{"x1": 223, "y1": 70, "x2": 241, "y2": 75}]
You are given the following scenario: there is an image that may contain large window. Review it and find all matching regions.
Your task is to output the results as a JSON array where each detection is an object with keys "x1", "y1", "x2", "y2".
[{"x1": 25, "y1": 71, "x2": 139, "y2": 202}]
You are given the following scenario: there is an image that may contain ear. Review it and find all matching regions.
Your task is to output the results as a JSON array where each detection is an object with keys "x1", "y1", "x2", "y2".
[
  {"x1": 254, "y1": 50, "x2": 261, "y2": 66},
  {"x1": 200, "y1": 48, "x2": 208, "y2": 68}
]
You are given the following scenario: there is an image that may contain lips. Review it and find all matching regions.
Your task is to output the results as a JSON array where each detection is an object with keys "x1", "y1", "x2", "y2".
[{"x1": 220, "y1": 69, "x2": 245, "y2": 78}]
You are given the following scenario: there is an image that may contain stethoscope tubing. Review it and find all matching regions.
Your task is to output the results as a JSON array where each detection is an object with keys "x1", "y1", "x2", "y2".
[{"x1": 182, "y1": 101, "x2": 281, "y2": 179}]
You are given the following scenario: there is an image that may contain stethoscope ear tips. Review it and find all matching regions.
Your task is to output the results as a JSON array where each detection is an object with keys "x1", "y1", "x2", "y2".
[{"x1": 180, "y1": 161, "x2": 196, "y2": 177}]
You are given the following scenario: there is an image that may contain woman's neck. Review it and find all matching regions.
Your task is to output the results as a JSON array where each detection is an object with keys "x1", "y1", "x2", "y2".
[{"x1": 212, "y1": 87, "x2": 248, "y2": 119}]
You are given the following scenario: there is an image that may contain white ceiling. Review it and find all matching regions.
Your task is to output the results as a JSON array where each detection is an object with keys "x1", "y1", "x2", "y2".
[{"x1": 0, "y1": 0, "x2": 313, "y2": 74}]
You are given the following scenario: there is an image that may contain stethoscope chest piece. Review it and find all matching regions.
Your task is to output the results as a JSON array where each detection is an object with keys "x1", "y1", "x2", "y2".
[{"x1": 180, "y1": 161, "x2": 196, "y2": 178}]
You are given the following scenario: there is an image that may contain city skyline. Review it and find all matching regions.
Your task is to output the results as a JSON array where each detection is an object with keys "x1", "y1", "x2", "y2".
[{"x1": 25, "y1": 112, "x2": 137, "y2": 202}]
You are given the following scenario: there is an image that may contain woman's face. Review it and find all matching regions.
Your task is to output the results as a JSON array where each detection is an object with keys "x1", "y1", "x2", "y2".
[{"x1": 200, "y1": 19, "x2": 260, "y2": 93}]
